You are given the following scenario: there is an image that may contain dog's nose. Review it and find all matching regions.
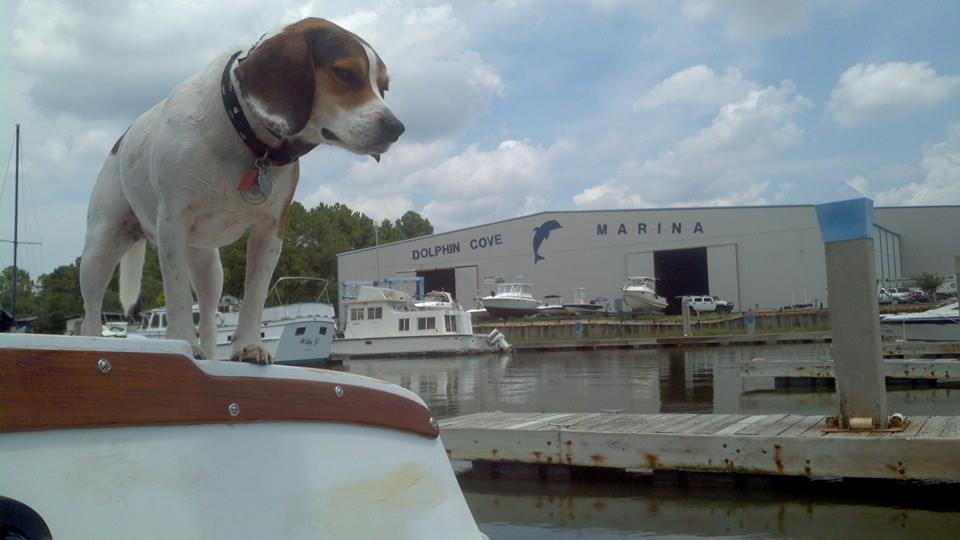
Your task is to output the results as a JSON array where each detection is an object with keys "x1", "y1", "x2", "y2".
[{"x1": 379, "y1": 114, "x2": 405, "y2": 142}]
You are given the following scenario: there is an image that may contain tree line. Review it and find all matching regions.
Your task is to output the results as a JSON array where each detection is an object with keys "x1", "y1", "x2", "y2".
[{"x1": 1, "y1": 201, "x2": 433, "y2": 334}]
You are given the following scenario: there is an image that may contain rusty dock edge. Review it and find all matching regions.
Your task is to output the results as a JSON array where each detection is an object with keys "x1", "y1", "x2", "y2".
[{"x1": 439, "y1": 412, "x2": 960, "y2": 482}]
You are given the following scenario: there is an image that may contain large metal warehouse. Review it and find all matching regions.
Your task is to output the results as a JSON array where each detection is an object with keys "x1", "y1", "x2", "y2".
[{"x1": 336, "y1": 205, "x2": 959, "y2": 315}]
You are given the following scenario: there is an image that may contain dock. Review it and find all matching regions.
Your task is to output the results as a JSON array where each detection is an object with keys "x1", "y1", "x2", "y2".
[
  {"x1": 739, "y1": 357, "x2": 960, "y2": 380},
  {"x1": 440, "y1": 412, "x2": 960, "y2": 482}
]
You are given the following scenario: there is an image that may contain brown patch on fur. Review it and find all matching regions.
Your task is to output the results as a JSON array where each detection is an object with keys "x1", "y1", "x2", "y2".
[
  {"x1": 236, "y1": 18, "x2": 387, "y2": 136},
  {"x1": 277, "y1": 161, "x2": 300, "y2": 239},
  {"x1": 119, "y1": 210, "x2": 145, "y2": 241},
  {"x1": 235, "y1": 25, "x2": 317, "y2": 135}
]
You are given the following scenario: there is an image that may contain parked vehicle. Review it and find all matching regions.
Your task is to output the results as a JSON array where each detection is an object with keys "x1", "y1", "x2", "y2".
[
  {"x1": 908, "y1": 288, "x2": 930, "y2": 303},
  {"x1": 681, "y1": 296, "x2": 733, "y2": 314},
  {"x1": 886, "y1": 287, "x2": 914, "y2": 304},
  {"x1": 711, "y1": 296, "x2": 734, "y2": 313},
  {"x1": 878, "y1": 287, "x2": 893, "y2": 304}
]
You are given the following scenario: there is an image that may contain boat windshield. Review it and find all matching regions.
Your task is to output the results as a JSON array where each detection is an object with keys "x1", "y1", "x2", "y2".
[
  {"x1": 624, "y1": 277, "x2": 656, "y2": 288},
  {"x1": 497, "y1": 283, "x2": 532, "y2": 295}
]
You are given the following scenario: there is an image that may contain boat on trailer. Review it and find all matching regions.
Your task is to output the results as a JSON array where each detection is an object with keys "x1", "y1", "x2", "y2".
[
  {"x1": 480, "y1": 282, "x2": 541, "y2": 319},
  {"x1": 620, "y1": 276, "x2": 668, "y2": 313},
  {"x1": 0, "y1": 334, "x2": 487, "y2": 539}
]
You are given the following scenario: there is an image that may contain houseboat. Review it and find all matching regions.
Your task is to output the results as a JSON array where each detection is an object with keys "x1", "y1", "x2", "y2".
[{"x1": 332, "y1": 286, "x2": 510, "y2": 358}]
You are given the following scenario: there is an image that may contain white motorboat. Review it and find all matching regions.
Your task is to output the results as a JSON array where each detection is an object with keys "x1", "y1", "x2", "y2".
[
  {"x1": 620, "y1": 276, "x2": 668, "y2": 313},
  {"x1": 881, "y1": 301, "x2": 960, "y2": 341},
  {"x1": 130, "y1": 301, "x2": 336, "y2": 364},
  {"x1": 0, "y1": 334, "x2": 488, "y2": 540},
  {"x1": 562, "y1": 288, "x2": 607, "y2": 315},
  {"x1": 481, "y1": 282, "x2": 541, "y2": 319},
  {"x1": 128, "y1": 277, "x2": 337, "y2": 365},
  {"x1": 414, "y1": 290, "x2": 457, "y2": 309},
  {"x1": 332, "y1": 286, "x2": 510, "y2": 358},
  {"x1": 537, "y1": 295, "x2": 566, "y2": 316}
]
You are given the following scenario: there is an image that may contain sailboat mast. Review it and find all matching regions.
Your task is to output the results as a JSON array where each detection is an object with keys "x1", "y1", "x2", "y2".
[{"x1": 11, "y1": 124, "x2": 19, "y2": 325}]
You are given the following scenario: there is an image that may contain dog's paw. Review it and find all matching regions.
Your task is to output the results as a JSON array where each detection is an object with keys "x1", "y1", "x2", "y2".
[
  {"x1": 230, "y1": 344, "x2": 273, "y2": 365},
  {"x1": 190, "y1": 344, "x2": 206, "y2": 360}
]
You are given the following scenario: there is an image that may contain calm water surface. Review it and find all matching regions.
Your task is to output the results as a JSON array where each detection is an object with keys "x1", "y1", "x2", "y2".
[{"x1": 337, "y1": 345, "x2": 960, "y2": 539}]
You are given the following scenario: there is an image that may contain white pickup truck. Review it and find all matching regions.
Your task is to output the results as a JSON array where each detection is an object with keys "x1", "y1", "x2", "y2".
[{"x1": 681, "y1": 295, "x2": 734, "y2": 314}]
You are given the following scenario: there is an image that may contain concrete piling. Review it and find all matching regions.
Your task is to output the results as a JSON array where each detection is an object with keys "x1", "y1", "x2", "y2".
[{"x1": 815, "y1": 197, "x2": 888, "y2": 429}]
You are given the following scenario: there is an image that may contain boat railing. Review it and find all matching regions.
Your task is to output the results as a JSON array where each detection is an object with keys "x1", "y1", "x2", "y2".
[{"x1": 267, "y1": 276, "x2": 332, "y2": 318}]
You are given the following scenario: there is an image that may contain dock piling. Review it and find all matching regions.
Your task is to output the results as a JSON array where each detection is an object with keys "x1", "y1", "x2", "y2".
[{"x1": 815, "y1": 197, "x2": 888, "y2": 429}]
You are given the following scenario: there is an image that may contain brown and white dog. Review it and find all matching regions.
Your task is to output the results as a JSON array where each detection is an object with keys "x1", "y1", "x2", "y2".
[{"x1": 79, "y1": 18, "x2": 403, "y2": 363}]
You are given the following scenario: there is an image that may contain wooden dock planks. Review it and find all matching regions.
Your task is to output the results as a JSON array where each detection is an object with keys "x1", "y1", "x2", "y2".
[{"x1": 440, "y1": 412, "x2": 960, "y2": 481}]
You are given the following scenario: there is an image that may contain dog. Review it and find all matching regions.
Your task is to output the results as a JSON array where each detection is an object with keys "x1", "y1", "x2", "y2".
[{"x1": 79, "y1": 18, "x2": 403, "y2": 363}]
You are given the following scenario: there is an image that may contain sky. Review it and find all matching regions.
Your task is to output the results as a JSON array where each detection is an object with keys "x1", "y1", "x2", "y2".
[{"x1": 1, "y1": 0, "x2": 959, "y2": 278}]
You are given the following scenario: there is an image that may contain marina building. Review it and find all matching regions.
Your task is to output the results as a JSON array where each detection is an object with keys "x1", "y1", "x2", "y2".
[{"x1": 336, "y1": 205, "x2": 959, "y2": 315}]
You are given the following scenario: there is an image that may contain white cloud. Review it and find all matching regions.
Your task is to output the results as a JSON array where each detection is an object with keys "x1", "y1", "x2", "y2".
[
  {"x1": 875, "y1": 121, "x2": 960, "y2": 205},
  {"x1": 828, "y1": 62, "x2": 960, "y2": 127},
  {"x1": 681, "y1": 0, "x2": 816, "y2": 40},
  {"x1": 634, "y1": 65, "x2": 759, "y2": 111},
  {"x1": 305, "y1": 138, "x2": 571, "y2": 231},
  {"x1": 575, "y1": 81, "x2": 812, "y2": 209}
]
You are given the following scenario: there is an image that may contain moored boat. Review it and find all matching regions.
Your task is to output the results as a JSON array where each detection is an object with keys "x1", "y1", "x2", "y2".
[
  {"x1": 881, "y1": 301, "x2": 960, "y2": 341},
  {"x1": 332, "y1": 286, "x2": 510, "y2": 358},
  {"x1": 130, "y1": 301, "x2": 336, "y2": 365},
  {"x1": 0, "y1": 334, "x2": 487, "y2": 539}
]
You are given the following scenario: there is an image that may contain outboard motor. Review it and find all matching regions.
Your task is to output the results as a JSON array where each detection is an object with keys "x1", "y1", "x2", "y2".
[{"x1": 486, "y1": 329, "x2": 511, "y2": 352}]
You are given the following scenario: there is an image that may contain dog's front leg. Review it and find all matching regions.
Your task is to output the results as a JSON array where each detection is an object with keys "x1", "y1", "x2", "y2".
[
  {"x1": 231, "y1": 223, "x2": 283, "y2": 364},
  {"x1": 157, "y1": 205, "x2": 203, "y2": 357}
]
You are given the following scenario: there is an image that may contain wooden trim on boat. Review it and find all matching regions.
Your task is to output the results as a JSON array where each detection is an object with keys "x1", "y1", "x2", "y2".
[{"x1": 0, "y1": 348, "x2": 439, "y2": 439}]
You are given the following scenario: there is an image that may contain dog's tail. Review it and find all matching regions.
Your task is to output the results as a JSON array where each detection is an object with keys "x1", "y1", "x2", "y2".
[{"x1": 119, "y1": 239, "x2": 146, "y2": 315}]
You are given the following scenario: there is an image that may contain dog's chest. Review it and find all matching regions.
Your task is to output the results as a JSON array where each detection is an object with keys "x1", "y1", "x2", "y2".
[{"x1": 185, "y1": 193, "x2": 282, "y2": 248}]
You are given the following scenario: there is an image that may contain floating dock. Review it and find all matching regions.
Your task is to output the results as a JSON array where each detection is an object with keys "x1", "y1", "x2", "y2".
[
  {"x1": 440, "y1": 412, "x2": 960, "y2": 482},
  {"x1": 739, "y1": 358, "x2": 960, "y2": 380}
]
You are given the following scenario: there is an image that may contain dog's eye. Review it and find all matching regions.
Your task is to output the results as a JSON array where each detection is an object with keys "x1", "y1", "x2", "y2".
[{"x1": 332, "y1": 68, "x2": 361, "y2": 87}]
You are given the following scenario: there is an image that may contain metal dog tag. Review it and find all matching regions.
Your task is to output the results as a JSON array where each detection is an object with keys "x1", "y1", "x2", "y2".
[{"x1": 257, "y1": 164, "x2": 272, "y2": 198}]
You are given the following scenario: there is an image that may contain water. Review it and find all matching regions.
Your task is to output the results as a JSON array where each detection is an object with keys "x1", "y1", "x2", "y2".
[{"x1": 336, "y1": 345, "x2": 960, "y2": 538}]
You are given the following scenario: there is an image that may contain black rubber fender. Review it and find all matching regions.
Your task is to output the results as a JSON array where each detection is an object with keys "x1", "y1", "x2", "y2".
[{"x1": 0, "y1": 497, "x2": 52, "y2": 540}]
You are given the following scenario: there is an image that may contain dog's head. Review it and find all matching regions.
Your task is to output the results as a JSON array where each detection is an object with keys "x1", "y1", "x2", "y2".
[{"x1": 235, "y1": 18, "x2": 404, "y2": 159}]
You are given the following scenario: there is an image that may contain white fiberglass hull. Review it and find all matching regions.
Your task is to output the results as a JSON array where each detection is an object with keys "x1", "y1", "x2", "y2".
[
  {"x1": 0, "y1": 336, "x2": 486, "y2": 540},
  {"x1": 881, "y1": 302, "x2": 960, "y2": 342},
  {"x1": 482, "y1": 297, "x2": 540, "y2": 319},
  {"x1": 562, "y1": 304, "x2": 606, "y2": 316},
  {"x1": 131, "y1": 309, "x2": 336, "y2": 364},
  {"x1": 332, "y1": 334, "x2": 492, "y2": 358},
  {"x1": 214, "y1": 318, "x2": 336, "y2": 365},
  {"x1": 622, "y1": 290, "x2": 667, "y2": 312},
  {"x1": 881, "y1": 320, "x2": 960, "y2": 341}
]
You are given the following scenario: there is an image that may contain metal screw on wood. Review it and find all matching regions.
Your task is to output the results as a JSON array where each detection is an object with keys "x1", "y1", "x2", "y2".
[
  {"x1": 97, "y1": 358, "x2": 111, "y2": 374},
  {"x1": 335, "y1": 385, "x2": 344, "y2": 398},
  {"x1": 228, "y1": 403, "x2": 240, "y2": 417}
]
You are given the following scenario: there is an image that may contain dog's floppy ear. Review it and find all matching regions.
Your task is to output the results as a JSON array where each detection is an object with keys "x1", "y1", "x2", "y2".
[{"x1": 235, "y1": 32, "x2": 315, "y2": 136}]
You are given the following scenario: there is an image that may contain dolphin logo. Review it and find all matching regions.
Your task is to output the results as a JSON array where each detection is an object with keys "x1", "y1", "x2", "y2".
[{"x1": 532, "y1": 220, "x2": 562, "y2": 264}]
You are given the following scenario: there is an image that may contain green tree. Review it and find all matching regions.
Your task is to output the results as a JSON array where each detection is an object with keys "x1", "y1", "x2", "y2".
[
  {"x1": 22, "y1": 203, "x2": 434, "y2": 331},
  {"x1": 396, "y1": 210, "x2": 433, "y2": 239},
  {"x1": 0, "y1": 266, "x2": 38, "y2": 320},
  {"x1": 912, "y1": 272, "x2": 945, "y2": 302},
  {"x1": 33, "y1": 259, "x2": 83, "y2": 334}
]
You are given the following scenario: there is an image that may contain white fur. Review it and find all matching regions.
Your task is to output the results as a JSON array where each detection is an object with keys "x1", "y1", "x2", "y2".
[{"x1": 79, "y1": 30, "x2": 400, "y2": 363}]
